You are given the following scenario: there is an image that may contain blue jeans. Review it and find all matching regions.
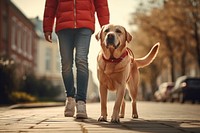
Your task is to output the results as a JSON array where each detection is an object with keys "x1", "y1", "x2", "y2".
[{"x1": 56, "y1": 28, "x2": 92, "y2": 102}]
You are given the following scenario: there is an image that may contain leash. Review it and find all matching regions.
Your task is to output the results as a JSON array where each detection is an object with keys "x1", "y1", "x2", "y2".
[
  {"x1": 126, "y1": 47, "x2": 134, "y2": 82},
  {"x1": 126, "y1": 47, "x2": 134, "y2": 58}
]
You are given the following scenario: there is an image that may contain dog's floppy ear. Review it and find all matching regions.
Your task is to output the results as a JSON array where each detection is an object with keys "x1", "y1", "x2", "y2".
[
  {"x1": 95, "y1": 31, "x2": 101, "y2": 41},
  {"x1": 126, "y1": 31, "x2": 132, "y2": 43},
  {"x1": 123, "y1": 27, "x2": 132, "y2": 43},
  {"x1": 95, "y1": 25, "x2": 105, "y2": 41}
]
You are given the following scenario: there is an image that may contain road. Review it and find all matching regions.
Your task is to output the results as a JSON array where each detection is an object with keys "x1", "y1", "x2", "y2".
[{"x1": 0, "y1": 101, "x2": 200, "y2": 133}]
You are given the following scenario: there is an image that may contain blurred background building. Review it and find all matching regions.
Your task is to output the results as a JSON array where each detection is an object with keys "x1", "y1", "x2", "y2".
[{"x1": 31, "y1": 17, "x2": 65, "y2": 100}]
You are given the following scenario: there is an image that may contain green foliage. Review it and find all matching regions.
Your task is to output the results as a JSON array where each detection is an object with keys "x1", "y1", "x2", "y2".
[
  {"x1": 9, "y1": 92, "x2": 37, "y2": 103},
  {"x1": 21, "y1": 74, "x2": 62, "y2": 101},
  {"x1": 0, "y1": 57, "x2": 62, "y2": 104}
]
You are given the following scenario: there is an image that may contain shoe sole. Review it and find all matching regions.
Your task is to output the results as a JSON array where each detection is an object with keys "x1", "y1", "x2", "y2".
[
  {"x1": 64, "y1": 112, "x2": 74, "y2": 117},
  {"x1": 76, "y1": 113, "x2": 88, "y2": 119}
]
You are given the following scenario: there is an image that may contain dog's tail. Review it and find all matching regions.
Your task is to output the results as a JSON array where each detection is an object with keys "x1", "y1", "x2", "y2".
[{"x1": 135, "y1": 43, "x2": 160, "y2": 68}]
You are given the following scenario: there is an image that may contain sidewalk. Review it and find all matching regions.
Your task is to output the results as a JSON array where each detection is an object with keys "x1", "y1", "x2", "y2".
[{"x1": 0, "y1": 101, "x2": 200, "y2": 133}]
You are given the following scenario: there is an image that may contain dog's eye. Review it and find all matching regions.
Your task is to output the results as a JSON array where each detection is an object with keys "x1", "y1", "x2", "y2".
[
  {"x1": 116, "y1": 29, "x2": 122, "y2": 34},
  {"x1": 104, "y1": 29, "x2": 109, "y2": 33}
]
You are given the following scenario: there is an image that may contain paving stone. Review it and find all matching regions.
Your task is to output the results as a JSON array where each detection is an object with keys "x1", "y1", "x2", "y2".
[{"x1": 0, "y1": 101, "x2": 199, "y2": 133}]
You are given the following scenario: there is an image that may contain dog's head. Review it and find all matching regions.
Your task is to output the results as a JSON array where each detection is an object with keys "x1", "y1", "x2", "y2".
[{"x1": 96, "y1": 24, "x2": 132, "y2": 59}]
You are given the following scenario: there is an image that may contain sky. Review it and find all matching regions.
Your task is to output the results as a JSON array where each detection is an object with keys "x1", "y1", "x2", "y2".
[{"x1": 12, "y1": 0, "x2": 139, "y2": 84}]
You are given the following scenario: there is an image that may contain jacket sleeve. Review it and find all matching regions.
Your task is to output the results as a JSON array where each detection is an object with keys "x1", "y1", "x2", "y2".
[
  {"x1": 94, "y1": 0, "x2": 110, "y2": 27},
  {"x1": 43, "y1": 0, "x2": 58, "y2": 33}
]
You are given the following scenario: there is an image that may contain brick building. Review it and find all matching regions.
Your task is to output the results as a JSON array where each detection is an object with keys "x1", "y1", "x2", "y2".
[{"x1": 0, "y1": 0, "x2": 38, "y2": 75}]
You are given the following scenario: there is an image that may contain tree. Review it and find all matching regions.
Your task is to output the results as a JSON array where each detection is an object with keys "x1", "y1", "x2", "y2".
[{"x1": 129, "y1": 0, "x2": 200, "y2": 99}]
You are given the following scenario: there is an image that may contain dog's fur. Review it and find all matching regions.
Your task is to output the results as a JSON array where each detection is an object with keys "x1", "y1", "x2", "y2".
[{"x1": 96, "y1": 24, "x2": 160, "y2": 123}]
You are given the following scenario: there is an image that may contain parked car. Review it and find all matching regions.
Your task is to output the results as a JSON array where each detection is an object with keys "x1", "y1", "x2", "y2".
[
  {"x1": 169, "y1": 76, "x2": 200, "y2": 103},
  {"x1": 154, "y1": 82, "x2": 174, "y2": 102}
]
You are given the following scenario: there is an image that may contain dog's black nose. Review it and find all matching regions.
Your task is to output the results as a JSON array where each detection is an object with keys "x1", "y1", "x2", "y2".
[{"x1": 106, "y1": 33, "x2": 115, "y2": 44}]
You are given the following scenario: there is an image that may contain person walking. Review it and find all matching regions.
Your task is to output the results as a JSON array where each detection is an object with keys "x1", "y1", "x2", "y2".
[{"x1": 43, "y1": 0, "x2": 110, "y2": 119}]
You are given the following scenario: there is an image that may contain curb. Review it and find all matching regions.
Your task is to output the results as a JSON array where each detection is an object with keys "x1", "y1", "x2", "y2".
[{"x1": 8, "y1": 102, "x2": 64, "y2": 109}]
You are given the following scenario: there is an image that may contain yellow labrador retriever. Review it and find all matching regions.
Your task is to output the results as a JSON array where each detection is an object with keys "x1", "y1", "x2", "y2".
[{"x1": 96, "y1": 24, "x2": 160, "y2": 123}]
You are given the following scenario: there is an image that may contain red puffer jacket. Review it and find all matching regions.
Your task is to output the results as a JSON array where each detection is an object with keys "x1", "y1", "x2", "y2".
[{"x1": 43, "y1": 0, "x2": 110, "y2": 33}]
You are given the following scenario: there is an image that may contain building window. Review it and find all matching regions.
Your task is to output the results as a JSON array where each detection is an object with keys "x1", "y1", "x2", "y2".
[
  {"x1": 22, "y1": 28, "x2": 27, "y2": 56},
  {"x1": 27, "y1": 31, "x2": 32, "y2": 59},
  {"x1": 29, "y1": 32, "x2": 32, "y2": 58},
  {"x1": 26, "y1": 30, "x2": 30, "y2": 57},
  {"x1": 2, "y1": 10, "x2": 7, "y2": 41},
  {"x1": 17, "y1": 22, "x2": 22, "y2": 53},
  {"x1": 11, "y1": 17, "x2": 17, "y2": 50},
  {"x1": 45, "y1": 48, "x2": 52, "y2": 71}
]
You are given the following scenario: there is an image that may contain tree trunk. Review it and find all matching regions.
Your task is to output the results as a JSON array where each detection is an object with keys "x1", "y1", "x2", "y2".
[
  {"x1": 191, "y1": 0, "x2": 200, "y2": 73},
  {"x1": 194, "y1": 21, "x2": 200, "y2": 70},
  {"x1": 181, "y1": 51, "x2": 186, "y2": 76},
  {"x1": 166, "y1": 37, "x2": 175, "y2": 82}
]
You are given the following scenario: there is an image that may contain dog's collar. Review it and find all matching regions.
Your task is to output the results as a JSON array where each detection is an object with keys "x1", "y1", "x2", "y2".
[{"x1": 102, "y1": 50, "x2": 128, "y2": 63}]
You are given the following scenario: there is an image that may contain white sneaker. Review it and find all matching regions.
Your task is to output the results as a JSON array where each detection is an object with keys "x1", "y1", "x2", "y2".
[
  {"x1": 76, "y1": 101, "x2": 88, "y2": 119},
  {"x1": 64, "y1": 97, "x2": 76, "y2": 117}
]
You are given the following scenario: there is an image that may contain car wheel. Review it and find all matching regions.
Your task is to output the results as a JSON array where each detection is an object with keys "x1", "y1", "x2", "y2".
[
  {"x1": 179, "y1": 93, "x2": 185, "y2": 103},
  {"x1": 169, "y1": 97, "x2": 174, "y2": 103},
  {"x1": 192, "y1": 99, "x2": 195, "y2": 104}
]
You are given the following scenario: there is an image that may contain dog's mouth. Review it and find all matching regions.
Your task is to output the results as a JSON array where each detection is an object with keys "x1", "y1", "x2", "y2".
[{"x1": 106, "y1": 42, "x2": 120, "y2": 49}]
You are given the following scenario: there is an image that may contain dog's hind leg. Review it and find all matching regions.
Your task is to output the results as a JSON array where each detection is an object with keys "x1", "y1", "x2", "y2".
[
  {"x1": 131, "y1": 100, "x2": 138, "y2": 118},
  {"x1": 119, "y1": 90, "x2": 126, "y2": 118},
  {"x1": 119, "y1": 98, "x2": 125, "y2": 118},
  {"x1": 128, "y1": 84, "x2": 139, "y2": 118},
  {"x1": 127, "y1": 71, "x2": 139, "y2": 119}
]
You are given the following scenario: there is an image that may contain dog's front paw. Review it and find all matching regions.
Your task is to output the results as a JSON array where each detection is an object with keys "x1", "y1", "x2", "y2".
[
  {"x1": 111, "y1": 115, "x2": 120, "y2": 123},
  {"x1": 111, "y1": 118, "x2": 120, "y2": 123},
  {"x1": 98, "y1": 116, "x2": 107, "y2": 122}
]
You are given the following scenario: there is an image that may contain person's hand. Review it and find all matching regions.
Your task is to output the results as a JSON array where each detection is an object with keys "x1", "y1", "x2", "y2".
[{"x1": 44, "y1": 32, "x2": 52, "y2": 43}]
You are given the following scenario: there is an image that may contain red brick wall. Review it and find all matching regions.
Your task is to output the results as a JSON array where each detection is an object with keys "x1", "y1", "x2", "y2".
[{"x1": 0, "y1": 0, "x2": 38, "y2": 74}]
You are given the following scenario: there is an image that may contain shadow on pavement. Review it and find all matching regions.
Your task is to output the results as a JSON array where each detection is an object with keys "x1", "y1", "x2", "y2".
[{"x1": 75, "y1": 117, "x2": 200, "y2": 133}]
